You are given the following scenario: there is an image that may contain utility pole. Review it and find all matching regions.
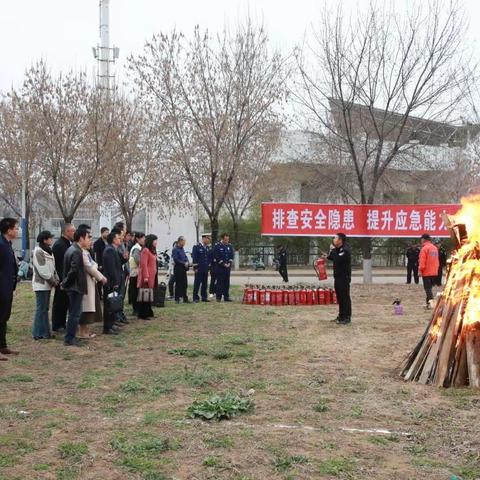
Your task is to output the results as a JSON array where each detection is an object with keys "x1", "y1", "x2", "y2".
[
  {"x1": 21, "y1": 176, "x2": 27, "y2": 258},
  {"x1": 92, "y1": 0, "x2": 119, "y2": 90}
]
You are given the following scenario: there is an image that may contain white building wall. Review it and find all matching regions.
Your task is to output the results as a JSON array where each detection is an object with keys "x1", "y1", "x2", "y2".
[{"x1": 146, "y1": 205, "x2": 198, "y2": 254}]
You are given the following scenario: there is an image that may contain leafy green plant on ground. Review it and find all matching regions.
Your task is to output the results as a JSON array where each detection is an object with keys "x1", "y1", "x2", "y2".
[
  {"x1": 274, "y1": 455, "x2": 308, "y2": 472},
  {"x1": 187, "y1": 392, "x2": 254, "y2": 421}
]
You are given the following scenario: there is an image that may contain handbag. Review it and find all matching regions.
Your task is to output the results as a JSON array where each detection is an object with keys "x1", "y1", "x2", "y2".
[
  {"x1": 137, "y1": 287, "x2": 154, "y2": 303},
  {"x1": 106, "y1": 291, "x2": 123, "y2": 314}
]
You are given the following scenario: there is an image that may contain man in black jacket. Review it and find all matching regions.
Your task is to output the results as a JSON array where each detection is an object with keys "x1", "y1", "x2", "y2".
[
  {"x1": 326, "y1": 232, "x2": 352, "y2": 325},
  {"x1": 102, "y1": 231, "x2": 123, "y2": 334},
  {"x1": 277, "y1": 245, "x2": 288, "y2": 282},
  {"x1": 52, "y1": 223, "x2": 75, "y2": 331},
  {"x1": 93, "y1": 227, "x2": 109, "y2": 271},
  {"x1": 405, "y1": 244, "x2": 420, "y2": 285},
  {"x1": 62, "y1": 225, "x2": 90, "y2": 346},
  {"x1": 0, "y1": 218, "x2": 19, "y2": 359}
]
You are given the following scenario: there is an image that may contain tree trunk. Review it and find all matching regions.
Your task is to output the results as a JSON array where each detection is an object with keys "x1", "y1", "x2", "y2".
[
  {"x1": 361, "y1": 237, "x2": 373, "y2": 284},
  {"x1": 210, "y1": 216, "x2": 219, "y2": 244},
  {"x1": 233, "y1": 219, "x2": 240, "y2": 247},
  {"x1": 64, "y1": 214, "x2": 74, "y2": 224}
]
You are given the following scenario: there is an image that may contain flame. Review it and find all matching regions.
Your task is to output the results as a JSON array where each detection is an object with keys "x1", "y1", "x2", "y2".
[
  {"x1": 454, "y1": 195, "x2": 480, "y2": 243},
  {"x1": 427, "y1": 196, "x2": 480, "y2": 333}
]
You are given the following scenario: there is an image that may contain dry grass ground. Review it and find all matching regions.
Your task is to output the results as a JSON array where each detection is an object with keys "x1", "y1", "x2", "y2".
[{"x1": 0, "y1": 282, "x2": 479, "y2": 480}]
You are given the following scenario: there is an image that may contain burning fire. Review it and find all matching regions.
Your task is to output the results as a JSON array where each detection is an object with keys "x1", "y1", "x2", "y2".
[{"x1": 401, "y1": 195, "x2": 480, "y2": 387}]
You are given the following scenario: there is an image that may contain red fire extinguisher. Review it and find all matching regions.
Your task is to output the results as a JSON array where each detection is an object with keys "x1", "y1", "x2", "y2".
[
  {"x1": 246, "y1": 287, "x2": 254, "y2": 305},
  {"x1": 306, "y1": 288, "x2": 314, "y2": 305},
  {"x1": 324, "y1": 288, "x2": 331, "y2": 305},
  {"x1": 300, "y1": 286, "x2": 307, "y2": 305},
  {"x1": 317, "y1": 288, "x2": 325, "y2": 305},
  {"x1": 314, "y1": 257, "x2": 328, "y2": 281},
  {"x1": 253, "y1": 286, "x2": 260, "y2": 305},
  {"x1": 289, "y1": 289, "x2": 296, "y2": 306},
  {"x1": 294, "y1": 288, "x2": 301, "y2": 305},
  {"x1": 259, "y1": 287, "x2": 266, "y2": 306},
  {"x1": 312, "y1": 288, "x2": 319, "y2": 305},
  {"x1": 265, "y1": 287, "x2": 271, "y2": 305},
  {"x1": 331, "y1": 289, "x2": 337, "y2": 304},
  {"x1": 283, "y1": 288, "x2": 289, "y2": 305}
]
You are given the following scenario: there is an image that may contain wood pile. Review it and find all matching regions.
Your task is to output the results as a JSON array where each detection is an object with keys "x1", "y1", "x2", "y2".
[{"x1": 400, "y1": 222, "x2": 480, "y2": 388}]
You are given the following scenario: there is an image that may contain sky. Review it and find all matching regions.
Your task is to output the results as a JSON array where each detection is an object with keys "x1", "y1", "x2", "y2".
[{"x1": 0, "y1": 0, "x2": 479, "y2": 92}]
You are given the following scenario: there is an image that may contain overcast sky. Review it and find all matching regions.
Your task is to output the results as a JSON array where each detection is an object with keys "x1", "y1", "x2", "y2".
[{"x1": 1, "y1": 0, "x2": 479, "y2": 92}]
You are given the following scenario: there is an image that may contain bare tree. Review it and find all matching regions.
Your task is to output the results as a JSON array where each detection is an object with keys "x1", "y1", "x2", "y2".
[
  {"x1": 293, "y1": 0, "x2": 473, "y2": 281},
  {"x1": 0, "y1": 91, "x2": 48, "y2": 243},
  {"x1": 128, "y1": 20, "x2": 287, "y2": 241},
  {"x1": 24, "y1": 62, "x2": 117, "y2": 223},
  {"x1": 224, "y1": 125, "x2": 281, "y2": 245},
  {"x1": 100, "y1": 97, "x2": 169, "y2": 232}
]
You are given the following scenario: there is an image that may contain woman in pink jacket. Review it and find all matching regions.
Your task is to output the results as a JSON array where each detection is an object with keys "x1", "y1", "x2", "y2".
[
  {"x1": 137, "y1": 234, "x2": 158, "y2": 319},
  {"x1": 419, "y1": 233, "x2": 440, "y2": 309}
]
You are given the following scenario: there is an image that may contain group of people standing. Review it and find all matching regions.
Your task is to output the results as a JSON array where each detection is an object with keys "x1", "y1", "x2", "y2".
[
  {"x1": 0, "y1": 216, "x2": 237, "y2": 355},
  {"x1": 405, "y1": 235, "x2": 448, "y2": 308},
  {"x1": 168, "y1": 232, "x2": 235, "y2": 303}
]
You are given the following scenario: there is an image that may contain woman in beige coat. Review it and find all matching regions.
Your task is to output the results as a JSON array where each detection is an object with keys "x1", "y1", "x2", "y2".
[{"x1": 79, "y1": 248, "x2": 106, "y2": 338}]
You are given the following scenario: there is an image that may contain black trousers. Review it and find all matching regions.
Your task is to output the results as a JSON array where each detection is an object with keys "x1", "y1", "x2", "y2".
[
  {"x1": 406, "y1": 263, "x2": 419, "y2": 284},
  {"x1": 128, "y1": 276, "x2": 138, "y2": 312},
  {"x1": 168, "y1": 274, "x2": 175, "y2": 297},
  {"x1": 334, "y1": 277, "x2": 352, "y2": 320},
  {"x1": 103, "y1": 287, "x2": 115, "y2": 333},
  {"x1": 435, "y1": 266, "x2": 443, "y2": 287},
  {"x1": 209, "y1": 270, "x2": 216, "y2": 295},
  {"x1": 215, "y1": 266, "x2": 231, "y2": 300},
  {"x1": 422, "y1": 276, "x2": 436, "y2": 305},
  {"x1": 193, "y1": 270, "x2": 208, "y2": 301},
  {"x1": 0, "y1": 292, "x2": 13, "y2": 349},
  {"x1": 279, "y1": 264, "x2": 288, "y2": 282},
  {"x1": 52, "y1": 287, "x2": 69, "y2": 331},
  {"x1": 174, "y1": 265, "x2": 188, "y2": 301}
]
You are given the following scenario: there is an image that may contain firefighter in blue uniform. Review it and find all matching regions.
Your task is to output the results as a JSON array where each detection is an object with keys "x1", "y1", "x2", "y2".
[
  {"x1": 192, "y1": 234, "x2": 212, "y2": 303},
  {"x1": 213, "y1": 233, "x2": 234, "y2": 302}
]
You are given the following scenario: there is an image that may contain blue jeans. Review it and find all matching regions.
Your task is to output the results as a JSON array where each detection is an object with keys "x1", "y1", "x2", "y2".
[
  {"x1": 32, "y1": 290, "x2": 51, "y2": 339},
  {"x1": 65, "y1": 291, "x2": 83, "y2": 344}
]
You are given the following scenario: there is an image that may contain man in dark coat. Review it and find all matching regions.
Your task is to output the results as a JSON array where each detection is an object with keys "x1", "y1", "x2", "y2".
[
  {"x1": 405, "y1": 243, "x2": 420, "y2": 285},
  {"x1": 326, "y1": 232, "x2": 352, "y2": 325},
  {"x1": 213, "y1": 233, "x2": 234, "y2": 302},
  {"x1": 61, "y1": 225, "x2": 90, "y2": 346},
  {"x1": 0, "y1": 218, "x2": 19, "y2": 359},
  {"x1": 435, "y1": 242, "x2": 447, "y2": 286},
  {"x1": 102, "y1": 231, "x2": 123, "y2": 334},
  {"x1": 93, "y1": 227, "x2": 109, "y2": 271},
  {"x1": 192, "y1": 234, "x2": 212, "y2": 303},
  {"x1": 277, "y1": 245, "x2": 288, "y2": 282},
  {"x1": 52, "y1": 223, "x2": 75, "y2": 331}
]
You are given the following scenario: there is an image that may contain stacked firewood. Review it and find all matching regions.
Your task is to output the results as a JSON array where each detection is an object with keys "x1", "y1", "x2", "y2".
[{"x1": 401, "y1": 223, "x2": 480, "y2": 388}]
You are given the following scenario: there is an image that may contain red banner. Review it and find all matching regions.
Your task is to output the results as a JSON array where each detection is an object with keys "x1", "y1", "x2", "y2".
[{"x1": 261, "y1": 203, "x2": 460, "y2": 238}]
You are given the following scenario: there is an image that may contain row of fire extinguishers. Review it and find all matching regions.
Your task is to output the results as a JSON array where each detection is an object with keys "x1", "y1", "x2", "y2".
[{"x1": 243, "y1": 285, "x2": 337, "y2": 306}]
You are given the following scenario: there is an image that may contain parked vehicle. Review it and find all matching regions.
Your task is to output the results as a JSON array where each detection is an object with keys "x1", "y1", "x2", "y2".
[{"x1": 251, "y1": 254, "x2": 266, "y2": 271}]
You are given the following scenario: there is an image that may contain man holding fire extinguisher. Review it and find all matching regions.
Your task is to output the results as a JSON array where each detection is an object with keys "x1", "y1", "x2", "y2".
[{"x1": 325, "y1": 232, "x2": 352, "y2": 325}]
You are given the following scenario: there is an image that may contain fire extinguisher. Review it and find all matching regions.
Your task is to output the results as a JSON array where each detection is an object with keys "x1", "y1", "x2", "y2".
[
  {"x1": 253, "y1": 285, "x2": 260, "y2": 305},
  {"x1": 306, "y1": 288, "x2": 313, "y2": 305},
  {"x1": 332, "y1": 290, "x2": 338, "y2": 305},
  {"x1": 282, "y1": 288, "x2": 289, "y2": 306},
  {"x1": 265, "y1": 286, "x2": 271, "y2": 305},
  {"x1": 242, "y1": 287, "x2": 248, "y2": 304},
  {"x1": 312, "y1": 288, "x2": 319, "y2": 305},
  {"x1": 294, "y1": 288, "x2": 301, "y2": 305},
  {"x1": 300, "y1": 286, "x2": 307, "y2": 305},
  {"x1": 318, "y1": 288, "x2": 325, "y2": 305},
  {"x1": 324, "y1": 288, "x2": 331, "y2": 305},
  {"x1": 259, "y1": 287, "x2": 266, "y2": 305},
  {"x1": 246, "y1": 286, "x2": 254, "y2": 305},
  {"x1": 289, "y1": 289, "x2": 296, "y2": 306},
  {"x1": 314, "y1": 257, "x2": 328, "y2": 281},
  {"x1": 331, "y1": 288, "x2": 337, "y2": 304}
]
